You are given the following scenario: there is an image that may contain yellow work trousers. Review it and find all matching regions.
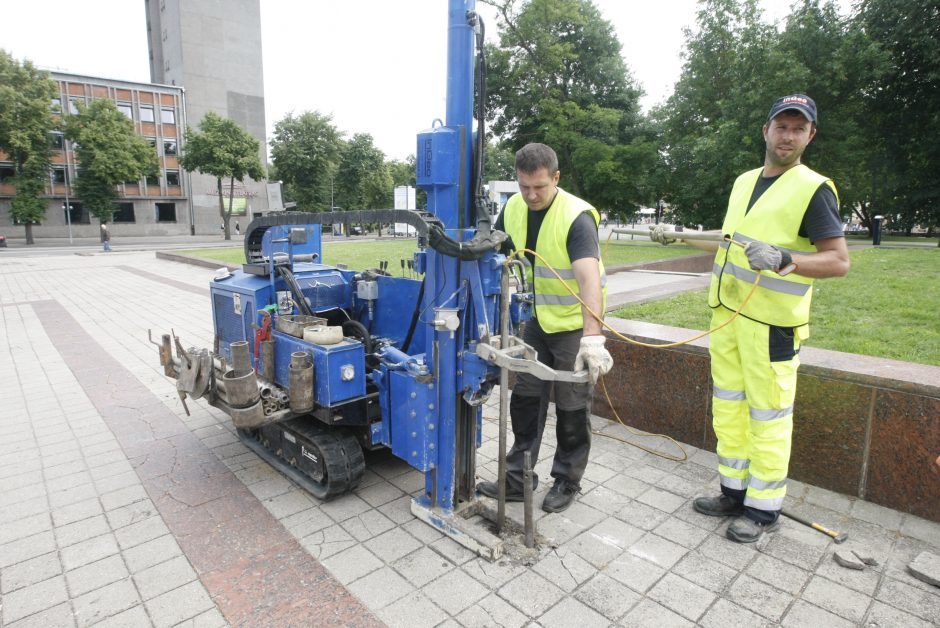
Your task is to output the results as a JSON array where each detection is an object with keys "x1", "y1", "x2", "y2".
[{"x1": 709, "y1": 306, "x2": 801, "y2": 513}]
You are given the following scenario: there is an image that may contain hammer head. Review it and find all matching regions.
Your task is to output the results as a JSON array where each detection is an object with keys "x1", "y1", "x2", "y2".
[{"x1": 834, "y1": 532, "x2": 849, "y2": 544}]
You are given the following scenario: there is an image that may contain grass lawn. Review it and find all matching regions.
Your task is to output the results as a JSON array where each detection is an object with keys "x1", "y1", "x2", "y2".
[
  {"x1": 612, "y1": 247, "x2": 940, "y2": 366},
  {"x1": 177, "y1": 236, "x2": 704, "y2": 270}
]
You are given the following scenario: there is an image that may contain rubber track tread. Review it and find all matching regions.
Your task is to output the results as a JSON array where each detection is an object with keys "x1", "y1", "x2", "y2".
[{"x1": 285, "y1": 419, "x2": 365, "y2": 497}]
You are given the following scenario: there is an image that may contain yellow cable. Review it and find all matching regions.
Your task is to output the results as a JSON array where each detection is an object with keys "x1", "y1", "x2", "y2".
[
  {"x1": 502, "y1": 244, "x2": 764, "y2": 461},
  {"x1": 507, "y1": 247, "x2": 762, "y2": 349}
]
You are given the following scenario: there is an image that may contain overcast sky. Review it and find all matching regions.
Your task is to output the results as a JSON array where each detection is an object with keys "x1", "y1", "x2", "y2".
[{"x1": 1, "y1": 1, "x2": 845, "y2": 161}]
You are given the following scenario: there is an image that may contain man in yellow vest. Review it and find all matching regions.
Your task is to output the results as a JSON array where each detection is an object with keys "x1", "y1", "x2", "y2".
[
  {"x1": 476, "y1": 143, "x2": 612, "y2": 513},
  {"x1": 694, "y1": 94, "x2": 850, "y2": 542}
]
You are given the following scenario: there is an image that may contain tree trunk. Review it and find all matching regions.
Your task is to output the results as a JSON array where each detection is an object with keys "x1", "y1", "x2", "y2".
[
  {"x1": 25, "y1": 223, "x2": 35, "y2": 245},
  {"x1": 217, "y1": 177, "x2": 230, "y2": 240}
]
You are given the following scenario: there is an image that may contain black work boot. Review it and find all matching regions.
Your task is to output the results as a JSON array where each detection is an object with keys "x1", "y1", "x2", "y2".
[
  {"x1": 726, "y1": 516, "x2": 780, "y2": 543},
  {"x1": 542, "y1": 479, "x2": 579, "y2": 513},
  {"x1": 476, "y1": 481, "x2": 524, "y2": 502},
  {"x1": 693, "y1": 494, "x2": 745, "y2": 517}
]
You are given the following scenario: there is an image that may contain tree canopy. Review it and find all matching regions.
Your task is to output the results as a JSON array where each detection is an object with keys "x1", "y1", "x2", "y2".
[
  {"x1": 180, "y1": 111, "x2": 265, "y2": 239},
  {"x1": 333, "y1": 133, "x2": 392, "y2": 210},
  {"x1": 0, "y1": 50, "x2": 57, "y2": 243},
  {"x1": 269, "y1": 111, "x2": 344, "y2": 212},
  {"x1": 484, "y1": 0, "x2": 655, "y2": 214}
]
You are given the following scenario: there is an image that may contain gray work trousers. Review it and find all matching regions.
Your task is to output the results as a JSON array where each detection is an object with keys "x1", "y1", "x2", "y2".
[{"x1": 504, "y1": 318, "x2": 594, "y2": 491}]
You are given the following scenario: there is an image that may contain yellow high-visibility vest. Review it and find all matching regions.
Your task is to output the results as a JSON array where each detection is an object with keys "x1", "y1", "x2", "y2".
[
  {"x1": 708, "y1": 164, "x2": 838, "y2": 327},
  {"x1": 503, "y1": 188, "x2": 606, "y2": 333}
]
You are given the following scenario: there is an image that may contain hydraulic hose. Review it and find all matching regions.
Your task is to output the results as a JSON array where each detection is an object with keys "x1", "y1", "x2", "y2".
[{"x1": 341, "y1": 320, "x2": 373, "y2": 354}]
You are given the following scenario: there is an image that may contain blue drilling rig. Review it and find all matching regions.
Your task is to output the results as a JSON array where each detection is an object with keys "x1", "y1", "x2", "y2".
[{"x1": 154, "y1": 0, "x2": 585, "y2": 559}]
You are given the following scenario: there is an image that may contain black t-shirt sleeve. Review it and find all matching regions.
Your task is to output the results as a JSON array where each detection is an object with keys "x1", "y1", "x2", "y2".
[
  {"x1": 799, "y1": 183, "x2": 844, "y2": 243},
  {"x1": 566, "y1": 211, "x2": 600, "y2": 262}
]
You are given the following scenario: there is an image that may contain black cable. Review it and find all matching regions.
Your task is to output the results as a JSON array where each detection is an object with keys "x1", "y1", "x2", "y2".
[
  {"x1": 401, "y1": 276, "x2": 426, "y2": 353},
  {"x1": 341, "y1": 320, "x2": 373, "y2": 354},
  {"x1": 277, "y1": 266, "x2": 313, "y2": 316}
]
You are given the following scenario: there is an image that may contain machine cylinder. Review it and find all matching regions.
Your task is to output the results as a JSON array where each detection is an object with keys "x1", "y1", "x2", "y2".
[
  {"x1": 288, "y1": 351, "x2": 314, "y2": 414},
  {"x1": 231, "y1": 341, "x2": 252, "y2": 375},
  {"x1": 261, "y1": 339, "x2": 276, "y2": 382},
  {"x1": 221, "y1": 369, "x2": 260, "y2": 408}
]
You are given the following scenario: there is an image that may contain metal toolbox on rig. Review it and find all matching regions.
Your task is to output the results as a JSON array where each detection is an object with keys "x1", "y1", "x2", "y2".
[{"x1": 273, "y1": 333, "x2": 366, "y2": 406}]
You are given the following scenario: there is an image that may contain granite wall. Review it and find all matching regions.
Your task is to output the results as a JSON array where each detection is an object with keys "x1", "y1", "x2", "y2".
[{"x1": 595, "y1": 318, "x2": 940, "y2": 524}]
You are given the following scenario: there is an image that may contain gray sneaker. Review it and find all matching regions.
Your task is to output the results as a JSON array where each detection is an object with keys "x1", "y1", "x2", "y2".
[
  {"x1": 693, "y1": 494, "x2": 745, "y2": 517},
  {"x1": 726, "y1": 516, "x2": 780, "y2": 543}
]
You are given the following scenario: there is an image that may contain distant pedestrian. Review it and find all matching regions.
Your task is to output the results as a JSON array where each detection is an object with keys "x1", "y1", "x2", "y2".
[
  {"x1": 235, "y1": 221, "x2": 241, "y2": 235},
  {"x1": 220, "y1": 222, "x2": 225, "y2": 238},
  {"x1": 100, "y1": 223, "x2": 112, "y2": 252}
]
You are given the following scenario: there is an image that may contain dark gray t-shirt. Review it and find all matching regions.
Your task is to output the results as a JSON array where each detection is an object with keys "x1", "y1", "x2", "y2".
[
  {"x1": 494, "y1": 199, "x2": 599, "y2": 267},
  {"x1": 746, "y1": 174, "x2": 844, "y2": 244}
]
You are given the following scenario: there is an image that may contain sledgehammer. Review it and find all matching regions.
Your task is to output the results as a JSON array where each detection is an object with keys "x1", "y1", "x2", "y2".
[{"x1": 781, "y1": 509, "x2": 848, "y2": 543}]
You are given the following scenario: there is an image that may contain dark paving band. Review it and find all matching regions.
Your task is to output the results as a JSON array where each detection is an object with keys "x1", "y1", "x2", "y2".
[{"x1": 33, "y1": 299, "x2": 381, "y2": 627}]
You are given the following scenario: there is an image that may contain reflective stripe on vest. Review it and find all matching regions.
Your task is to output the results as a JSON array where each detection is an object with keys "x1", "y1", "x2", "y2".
[
  {"x1": 503, "y1": 188, "x2": 607, "y2": 333},
  {"x1": 707, "y1": 165, "x2": 838, "y2": 327}
]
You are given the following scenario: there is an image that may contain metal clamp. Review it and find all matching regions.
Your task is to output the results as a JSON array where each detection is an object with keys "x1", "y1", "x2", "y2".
[{"x1": 475, "y1": 336, "x2": 590, "y2": 383}]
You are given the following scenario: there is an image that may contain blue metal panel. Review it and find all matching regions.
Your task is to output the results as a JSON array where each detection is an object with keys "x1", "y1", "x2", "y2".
[
  {"x1": 312, "y1": 340, "x2": 365, "y2": 404},
  {"x1": 270, "y1": 331, "x2": 365, "y2": 406},
  {"x1": 390, "y1": 370, "x2": 435, "y2": 471},
  {"x1": 210, "y1": 273, "x2": 275, "y2": 362},
  {"x1": 260, "y1": 224, "x2": 322, "y2": 261}
]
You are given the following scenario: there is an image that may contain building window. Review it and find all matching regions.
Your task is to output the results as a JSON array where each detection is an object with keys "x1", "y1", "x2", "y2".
[
  {"x1": 51, "y1": 97, "x2": 62, "y2": 112},
  {"x1": 140, "y1": 105, "x2": 155, "y2": 123},
  {"x1": 161, "y1": 108, "x2": 176, "y2": 124},
  {"x1": 156, "y1": 202, "x2": 176, "y2": 222},
  {"x1": 145, "y1": 137, "x2": 157, "y2": 151},
  {"x1": 165, "y1": 170, "x2": 180, "y2": 186},
  {"x1": 63, "y1": 202, "x2": 89, "y2": 225},
  {"x1": 50, "y1": 133, "x2": 65, "y2": 150},
  {"x1": 146, "y1": 173, "x2": 160, "y2": 187},
  {"x1": 117, "y1": 102, "x2": 133, "y2": 119},
  {"x1": 113, "y1": 202, "x2": 136, "y2": 223},
  {"x1": 52, "y1": 167, "x2": 69, "y2": 185},
  {"x1": 0, "y1": 164, "x2": 16, "y2": 182},
  {"x1": 163, "y1": 139, "x2": 177, "y2": 155},
  {"x1": 68, "y1": 97, "x2": 84, "y2": 115}
]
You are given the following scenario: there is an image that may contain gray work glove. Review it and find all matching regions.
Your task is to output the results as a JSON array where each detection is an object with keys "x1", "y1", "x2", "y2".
[
  {"x1": 649, "y1": 225, "x2": 676, "y2": 246},
  {"x1": 744, "y1": 240, "x2": 784, "y2": 271},
  {"x1": 574, "y1": 335, "x2": 614, "y2": 386}
]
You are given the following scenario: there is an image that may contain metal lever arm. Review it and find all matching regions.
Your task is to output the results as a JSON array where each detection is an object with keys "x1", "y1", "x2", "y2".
[{"x1": 475, "y1": 336, "x2": 590, "y2": 384}]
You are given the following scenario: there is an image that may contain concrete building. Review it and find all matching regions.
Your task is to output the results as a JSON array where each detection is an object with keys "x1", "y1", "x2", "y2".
[
  {"x1": 145, "y1": 0, "x2": 269, "y2": 230},
  {"x1": 0, "y1": 72, "x2": 192, "y2": 238},
  {"x1": 0, "y1": 0, "x2": 270, "y2": 240}
]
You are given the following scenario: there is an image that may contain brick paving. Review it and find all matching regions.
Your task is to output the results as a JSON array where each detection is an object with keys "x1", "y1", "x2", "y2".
[{"x1": 1, "y1": 248, "x2": 938, "y2": 627}]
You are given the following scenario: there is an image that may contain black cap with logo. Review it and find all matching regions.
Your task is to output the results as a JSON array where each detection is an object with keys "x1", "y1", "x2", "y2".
[{"x1": 767, "y1": 94, "x2": 817, "y2": 124}]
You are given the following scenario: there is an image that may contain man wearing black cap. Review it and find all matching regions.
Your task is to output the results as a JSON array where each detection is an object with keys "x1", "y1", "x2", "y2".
[{"x1": 693, "y1": 94, "x2": 850, "y2": 543}]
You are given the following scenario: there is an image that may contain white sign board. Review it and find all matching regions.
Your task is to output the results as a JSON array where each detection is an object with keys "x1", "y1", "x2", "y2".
[{"x1": 393, "y1": 186, "x2": 417, "y2": 236}]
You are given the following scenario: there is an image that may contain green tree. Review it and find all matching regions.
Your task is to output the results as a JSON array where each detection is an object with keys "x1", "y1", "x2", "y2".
[
  {"x1": 484, "y1": 0, "x2": 653, "y2": 211},
  {"x1": 483, "y1": 140, "x2": 515, "y2": 181},
  {"x1": 0, "y1": 50, "x2": 57, "y2": 244},
  {"x1": 335, "y1": 133, "x2": 392, "y2": 210},
  {"x1": 180, "y1": 112, "x2": 265, "y2": 240},
  {"x1": 269, "y1": 111, "x2": 343, "y2": 212},
  {"x1": 64, "y1": 99, "x2": 158, "y2": 225},
  {"x1": 772, "y1": 1, "x2": 885, "y2": 231},
  {"x1": 857, "y1": 0, "x2": 940, "y2": 236},
  {"x1": 658, "y1": 0, "x2": 777, "y2": 227}
]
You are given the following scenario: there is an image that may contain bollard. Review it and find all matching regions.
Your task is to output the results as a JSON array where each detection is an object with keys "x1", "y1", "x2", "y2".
[{"x1": 872, "y1": 215, "x2": 884, "y2": 246}]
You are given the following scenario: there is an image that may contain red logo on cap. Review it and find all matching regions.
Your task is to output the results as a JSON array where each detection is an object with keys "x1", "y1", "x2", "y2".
[{"x1": 782, "y1": 97, "x2": 808, "y2": 105}]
